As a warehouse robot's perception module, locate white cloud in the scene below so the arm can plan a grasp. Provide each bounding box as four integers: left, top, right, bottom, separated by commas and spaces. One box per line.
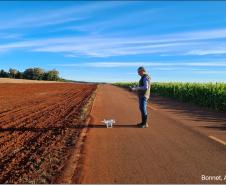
153, 67, 184, 71
0, 11, 81, 30
54, 62, 180, 68
0, 33, 23, 39
1, 1, 226, 58
26, 37, 226, 57
192, 70, 226, 74
186, 62, 226, 67
0, 1, 125, 30
185, 48, 226, 56
52, 61, 226, 68
0, 28, 226, 57
64, 7, 162, 34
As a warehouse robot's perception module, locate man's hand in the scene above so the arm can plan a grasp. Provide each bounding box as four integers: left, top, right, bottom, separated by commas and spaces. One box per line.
129, 86, 135, 91
130, 86, 139, 91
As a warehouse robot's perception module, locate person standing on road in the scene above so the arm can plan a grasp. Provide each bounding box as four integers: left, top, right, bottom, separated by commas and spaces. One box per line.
131, 66, 151, 128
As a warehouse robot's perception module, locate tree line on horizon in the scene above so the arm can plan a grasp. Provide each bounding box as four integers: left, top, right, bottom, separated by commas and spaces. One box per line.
0, 67, 61, 81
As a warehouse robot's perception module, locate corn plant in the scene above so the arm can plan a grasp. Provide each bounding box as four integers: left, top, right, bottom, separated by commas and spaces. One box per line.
113, 82, 226, 112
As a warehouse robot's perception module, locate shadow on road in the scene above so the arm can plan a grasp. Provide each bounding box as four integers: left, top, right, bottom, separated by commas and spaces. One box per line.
0, 124, 84, 133
0, 124, 138, 133
88, 124, 137, 128
202, 123, 226, 131
150, 95, 226, 131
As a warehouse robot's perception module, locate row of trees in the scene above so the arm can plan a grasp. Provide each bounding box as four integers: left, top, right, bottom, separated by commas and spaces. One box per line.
0, 68, 61, 81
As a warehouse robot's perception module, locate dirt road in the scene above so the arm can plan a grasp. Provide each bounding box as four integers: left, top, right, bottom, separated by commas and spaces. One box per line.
77, 84, 226, 184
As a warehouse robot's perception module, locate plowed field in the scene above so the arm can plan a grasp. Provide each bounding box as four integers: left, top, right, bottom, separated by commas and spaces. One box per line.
0, 83, 96, 183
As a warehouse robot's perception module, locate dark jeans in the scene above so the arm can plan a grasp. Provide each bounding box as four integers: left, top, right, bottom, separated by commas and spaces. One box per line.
139, 96, 148, 120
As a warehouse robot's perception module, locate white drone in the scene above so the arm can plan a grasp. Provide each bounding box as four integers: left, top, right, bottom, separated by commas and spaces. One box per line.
102, 119, 115, 128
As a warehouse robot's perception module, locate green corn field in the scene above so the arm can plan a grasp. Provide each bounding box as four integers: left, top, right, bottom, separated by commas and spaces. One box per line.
114, 82, 226, 112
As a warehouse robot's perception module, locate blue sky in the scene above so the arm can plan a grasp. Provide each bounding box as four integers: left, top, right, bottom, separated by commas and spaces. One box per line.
0, 1, 226, 82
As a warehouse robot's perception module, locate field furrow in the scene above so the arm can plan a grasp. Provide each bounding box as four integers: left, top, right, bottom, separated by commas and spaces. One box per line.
0, 83, 96, 183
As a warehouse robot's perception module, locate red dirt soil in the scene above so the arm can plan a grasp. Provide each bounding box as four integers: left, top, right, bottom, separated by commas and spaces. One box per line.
0, 83, 96, 183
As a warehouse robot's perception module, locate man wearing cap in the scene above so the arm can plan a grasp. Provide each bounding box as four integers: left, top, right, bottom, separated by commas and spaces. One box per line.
131, 66, 151, 128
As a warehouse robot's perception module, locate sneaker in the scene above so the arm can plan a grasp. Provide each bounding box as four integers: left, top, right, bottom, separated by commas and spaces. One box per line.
138, 124, 149, 128
137, 122, 143, 127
